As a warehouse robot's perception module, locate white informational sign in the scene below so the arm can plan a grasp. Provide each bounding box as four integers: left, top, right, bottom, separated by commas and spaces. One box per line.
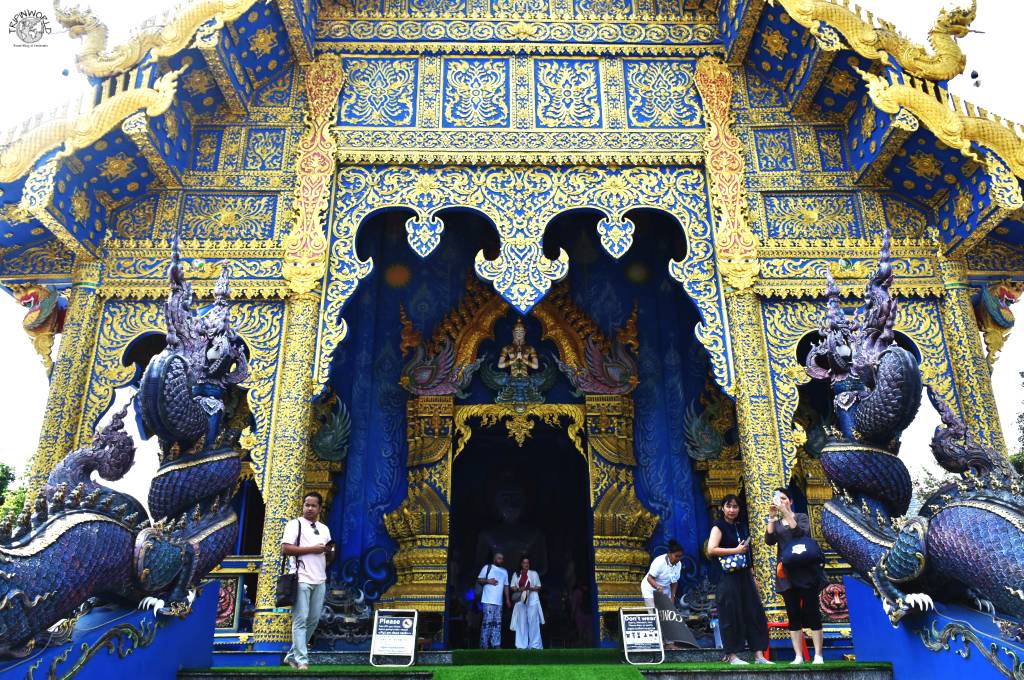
370, 609, 418, 667
620, 607, 665, 665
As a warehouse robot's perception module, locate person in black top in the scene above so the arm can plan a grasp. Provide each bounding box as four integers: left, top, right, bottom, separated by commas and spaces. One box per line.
765, 486, 827, 664
706, 494, 771, 665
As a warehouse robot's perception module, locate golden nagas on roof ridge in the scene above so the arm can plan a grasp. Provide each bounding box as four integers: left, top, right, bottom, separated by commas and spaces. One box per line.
769, 0, 975, 82
0, 66, 182, 185
53, 0, 262, 79
856, 67, 1024, 191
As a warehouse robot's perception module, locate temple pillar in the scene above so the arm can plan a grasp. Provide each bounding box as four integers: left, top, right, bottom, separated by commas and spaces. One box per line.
252, 53, 346, 644
726, 291, 788, 607
939, 258, 1007, 453
252, 291, 320, 643
693, 56, 785, 607
28, 258, 101, 494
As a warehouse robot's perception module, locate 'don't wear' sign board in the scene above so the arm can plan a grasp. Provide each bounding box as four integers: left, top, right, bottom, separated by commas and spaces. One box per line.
370, 609, 418, 667
620, 608, 665, 665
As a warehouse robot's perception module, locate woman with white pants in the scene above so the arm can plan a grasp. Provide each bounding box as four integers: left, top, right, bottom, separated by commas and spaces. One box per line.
510, 555, 544, 649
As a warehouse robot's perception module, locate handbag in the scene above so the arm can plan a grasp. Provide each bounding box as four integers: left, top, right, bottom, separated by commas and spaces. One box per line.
718, 524, 749, 573
274, 521, 302, 607
474, 564, 492, 601
780, 536, 824, 567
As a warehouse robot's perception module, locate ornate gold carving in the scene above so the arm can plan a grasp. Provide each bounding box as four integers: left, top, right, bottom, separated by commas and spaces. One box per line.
592, 482, 658, 612
531, 283, 611, 373
318, 165, 727, 395
406, 396, 455, 468
54, 0, 262, 78
21, 159, 94, 260
0, 67, 182, 185
725, 291, 784, 605
939, 258, 1007, 453
382, 481, 450, 611
585, 395, 636, 467
694, 57, 759, 290
421, 276, 506, 376
768, 0, 974, 82
974, 282, 1022, 366
122, 112, 180, 189
253, 292, 320, 643
282, 55, 346, 295
27, 274, 102, 494
10, 284, 64, 375
453, 403, 585, 453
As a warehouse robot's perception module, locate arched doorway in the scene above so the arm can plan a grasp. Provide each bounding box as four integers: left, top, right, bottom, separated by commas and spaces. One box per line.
447, 419, 594, 648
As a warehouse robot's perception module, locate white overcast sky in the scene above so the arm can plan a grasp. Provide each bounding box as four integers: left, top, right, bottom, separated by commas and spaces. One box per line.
0, 1, 1021, 491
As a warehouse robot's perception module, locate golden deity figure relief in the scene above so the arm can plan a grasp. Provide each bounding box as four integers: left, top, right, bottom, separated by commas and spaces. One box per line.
497, 318, 539, 378
483, 317, 557, 406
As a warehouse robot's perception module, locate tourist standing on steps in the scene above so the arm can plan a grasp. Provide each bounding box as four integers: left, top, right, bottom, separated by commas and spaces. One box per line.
510, 555, 545, 649
281, 491, 335, 670
477, 551, 511, 649
766, 486, 827, 665
707, 494, 771, 665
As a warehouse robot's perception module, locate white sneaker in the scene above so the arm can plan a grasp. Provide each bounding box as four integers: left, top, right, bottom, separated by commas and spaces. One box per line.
790, 656, 805, 665
754, 657, 774, 664
728, 656, 750, 665
813, 655, 825, 665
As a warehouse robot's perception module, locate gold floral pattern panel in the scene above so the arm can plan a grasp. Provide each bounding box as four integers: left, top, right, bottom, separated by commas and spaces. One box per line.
442, 58, 511, 128
318, 52, 709, 164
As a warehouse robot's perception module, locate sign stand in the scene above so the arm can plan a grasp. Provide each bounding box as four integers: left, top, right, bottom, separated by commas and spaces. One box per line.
620, 607, 665, 665
370, 609, 418, 667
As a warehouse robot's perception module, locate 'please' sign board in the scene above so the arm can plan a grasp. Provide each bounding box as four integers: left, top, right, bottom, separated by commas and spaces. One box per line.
370, 609, 418, 667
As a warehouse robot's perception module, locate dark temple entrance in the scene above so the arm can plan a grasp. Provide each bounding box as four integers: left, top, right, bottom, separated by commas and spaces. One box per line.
447, 421, 595, 648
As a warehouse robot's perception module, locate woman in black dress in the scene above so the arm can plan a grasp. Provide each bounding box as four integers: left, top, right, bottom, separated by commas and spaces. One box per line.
765, 486, 826, 664
706, 494, 771, 665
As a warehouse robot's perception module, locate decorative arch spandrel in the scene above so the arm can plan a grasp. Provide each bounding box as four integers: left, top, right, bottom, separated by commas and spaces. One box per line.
761, 296, 958, 482
318, 164, 733, 395
76, 298, 284, 495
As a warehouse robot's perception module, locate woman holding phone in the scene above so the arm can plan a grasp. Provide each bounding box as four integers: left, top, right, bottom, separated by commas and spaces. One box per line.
706, 494, 771, 665
766, 487, 826, 664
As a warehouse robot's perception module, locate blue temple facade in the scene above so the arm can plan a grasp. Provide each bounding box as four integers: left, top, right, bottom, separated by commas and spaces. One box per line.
1, 0, 1023, 664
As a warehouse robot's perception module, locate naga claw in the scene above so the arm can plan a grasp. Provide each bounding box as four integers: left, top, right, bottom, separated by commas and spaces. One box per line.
905, 593, 934, 611
138, 596, 165, 615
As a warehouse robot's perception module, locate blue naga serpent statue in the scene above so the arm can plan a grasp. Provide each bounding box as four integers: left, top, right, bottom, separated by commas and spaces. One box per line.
0, 242, 249, 656
804, 231, 1024, 626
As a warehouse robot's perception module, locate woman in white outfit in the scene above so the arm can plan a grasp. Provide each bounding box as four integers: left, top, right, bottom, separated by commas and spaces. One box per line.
509, 555, 544, 649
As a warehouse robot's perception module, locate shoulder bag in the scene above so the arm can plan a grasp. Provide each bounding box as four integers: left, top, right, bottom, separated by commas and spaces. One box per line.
780, 535, 824, 567
718, 524, 749, 573
474, 564, 492, 601
274, 521, 302, 607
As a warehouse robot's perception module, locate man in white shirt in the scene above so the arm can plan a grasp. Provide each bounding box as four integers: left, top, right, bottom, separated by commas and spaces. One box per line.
476, 552, 511, 649
281, 491, 334, 669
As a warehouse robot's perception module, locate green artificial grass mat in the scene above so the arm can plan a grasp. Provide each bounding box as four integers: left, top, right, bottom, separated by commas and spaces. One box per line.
656, 661, 891, 671
185, 659, 891, 677
451, 648, 622, 665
